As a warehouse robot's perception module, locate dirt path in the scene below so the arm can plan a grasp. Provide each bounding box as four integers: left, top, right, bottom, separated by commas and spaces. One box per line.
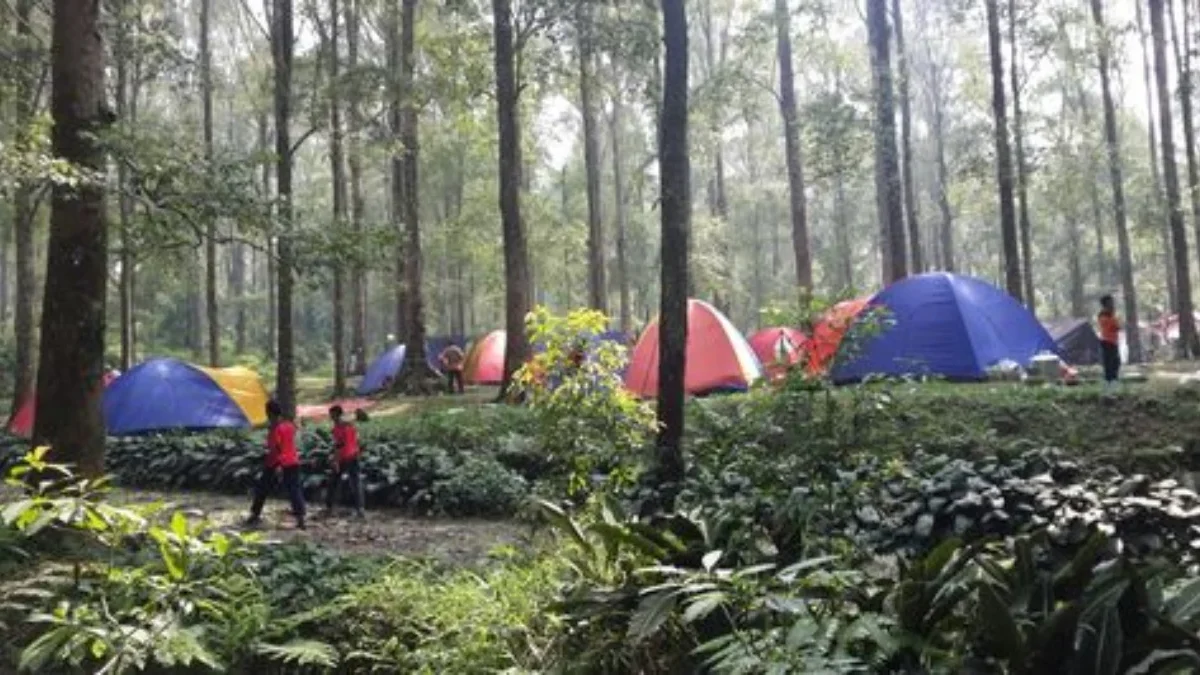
111, 488, 527, 563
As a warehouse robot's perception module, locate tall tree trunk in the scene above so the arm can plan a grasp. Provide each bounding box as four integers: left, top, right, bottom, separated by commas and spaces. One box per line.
657, 0, 688, 504
273, 0, 297, 412
1151, 0, 1200, 357
346, 0, 366, 374
1138, 0, 1177, 312
397, 0, 432, 392
36, 0, 108, 473
201, 0, 218, 365
492, 0, 531, 393
579, 3, 606, 313
229, 109, 246, 356
930, 63, 955, 272
258, 111, 276, 357
388, 0, 405, 342
774, 0, 811, 291
11, 0, 37, 418
327, 0, 347, 396
1076, 89, 1109, 289
1068, 216, 1085, 317
835, 170, 853, 291
116, 0, 131, 371
867, 0, 907, 284
1009, 0, 1035, 311
984, 0, 1023, 301
611, 70, 632, 334
1091, 0, 1142, 362
1170, 0, 1200, 297
892, 0, 921, 272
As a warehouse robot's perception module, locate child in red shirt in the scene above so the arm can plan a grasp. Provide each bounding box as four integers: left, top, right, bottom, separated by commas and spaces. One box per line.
324, 405, 365, 518
1097, 294, 1121, 392
246, 400, 307, 529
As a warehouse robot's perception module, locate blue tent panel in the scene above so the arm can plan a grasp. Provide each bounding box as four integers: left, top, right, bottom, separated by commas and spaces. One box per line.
832, 273, 1059, 383
104, 358, 250, 435
358, 344, 406, 395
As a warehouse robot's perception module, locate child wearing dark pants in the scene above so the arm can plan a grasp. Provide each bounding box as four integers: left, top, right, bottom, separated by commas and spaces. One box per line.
1098, 295, 1122, 392
246, 400, 306, 529
325, 405, 365, 517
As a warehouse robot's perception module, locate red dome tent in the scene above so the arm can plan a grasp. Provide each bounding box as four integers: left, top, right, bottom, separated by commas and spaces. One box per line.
624, 299, 763, 397
748, 327, 807, 380
805, 298, 870, 375
8, 369, 120, 438
464, 330, 506, 385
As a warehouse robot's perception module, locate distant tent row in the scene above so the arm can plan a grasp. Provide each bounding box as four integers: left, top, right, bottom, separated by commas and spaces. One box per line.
8, 359, 269, 438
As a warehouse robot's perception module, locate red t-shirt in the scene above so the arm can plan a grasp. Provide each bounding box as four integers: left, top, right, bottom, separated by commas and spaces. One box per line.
266, 421, 300, 469
333, 422, 359, 463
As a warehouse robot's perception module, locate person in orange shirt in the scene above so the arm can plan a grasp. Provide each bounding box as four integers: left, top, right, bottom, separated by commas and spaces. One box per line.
439, 344, 466, 394
1097, 294, 1121, 391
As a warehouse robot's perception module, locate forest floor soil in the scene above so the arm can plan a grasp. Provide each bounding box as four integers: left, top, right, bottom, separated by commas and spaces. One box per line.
105, 487, 525, 563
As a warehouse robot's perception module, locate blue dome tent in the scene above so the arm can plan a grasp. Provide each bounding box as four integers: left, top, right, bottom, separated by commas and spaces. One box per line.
104, 358, 262, 435
832, 273, 1059, 383
358, 344, 406, 395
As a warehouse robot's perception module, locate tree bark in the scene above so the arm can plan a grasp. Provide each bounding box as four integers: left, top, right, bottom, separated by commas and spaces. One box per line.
578, 2, 606, 313
35, 0, 108, 474
327, 0, 347, 397
11, 0, 37, 419
984, 0, 1023, 302
258, 111, 276, 357
1076, 88, 1109, 289
892, 0, 921, 272
396, 0, 434, 393
867, 0, 907, 284
200, 0, 218, 365
492, 0, 531, 393
611, 68, 632, 334
1008, 0, 1035, 311
346, 0, 366, 374
388, 0, 405, 342
1170, 0, 1200, 302
273, 0, 297, 412
1091, 0, 1142, 362
1137, 0, 1177, 312
657, 0, 688, 504
1151, 0, 1200, 357
929, 60, 954, 272
774, 0, 812, 291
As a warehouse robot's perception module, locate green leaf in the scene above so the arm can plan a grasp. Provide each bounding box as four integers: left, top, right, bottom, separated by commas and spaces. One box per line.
170, 511, 188, 538
682, 591, 727, 624
1166, 579, 1200, 625
1073, 603, 1123, 675
1127, 649, 1200, 675
628, 590, 679, 643
254, 639, 338, 668
977, 583, 1025, 662
701, 550, 722, 573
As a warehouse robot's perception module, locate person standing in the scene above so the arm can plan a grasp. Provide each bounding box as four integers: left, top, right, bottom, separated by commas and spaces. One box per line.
1097, 294, 1122, 392
439, 343, 466, 394
246, 400, 306, 529
324, 405, 365, 518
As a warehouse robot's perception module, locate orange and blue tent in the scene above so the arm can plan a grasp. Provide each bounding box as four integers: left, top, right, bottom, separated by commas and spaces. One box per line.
748, 327, 807, 379
103, 358, 269, 435
624, 299, 762, 397
464, 330, 506, 385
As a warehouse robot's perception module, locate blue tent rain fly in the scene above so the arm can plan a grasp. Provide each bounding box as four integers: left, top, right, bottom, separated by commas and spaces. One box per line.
832, 272, 1059, 382
358, 344, 407, 395
104, 358, 253, 435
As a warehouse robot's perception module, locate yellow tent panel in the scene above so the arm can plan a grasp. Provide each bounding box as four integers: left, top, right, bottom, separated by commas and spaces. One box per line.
198, 366, 269, 427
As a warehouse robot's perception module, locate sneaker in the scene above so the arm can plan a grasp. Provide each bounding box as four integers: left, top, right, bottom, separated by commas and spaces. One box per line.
242, 516, 262, 528
353, 510, 366, 519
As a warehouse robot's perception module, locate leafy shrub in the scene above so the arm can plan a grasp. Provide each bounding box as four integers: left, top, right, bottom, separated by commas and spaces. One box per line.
430, 455, 528, 517
515, 306, 656, 496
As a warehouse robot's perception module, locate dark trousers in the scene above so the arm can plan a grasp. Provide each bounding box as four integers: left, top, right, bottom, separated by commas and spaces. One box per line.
1101, 341, 1121, 382
249, 465, 306, 524
326, 458, 365, 514
447, 369, 464, 394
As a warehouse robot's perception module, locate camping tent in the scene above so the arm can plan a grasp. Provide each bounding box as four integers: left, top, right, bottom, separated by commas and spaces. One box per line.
806, 298, 871, 375
624, 299, 763, 397
358, 344, 407, 395
7, 370, 120, 438
464, 330, 506, 385
832, 273, 1059, 383
104, 358, 270, 435
748, 327, 807, 379
1044, 318, 1100, 365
